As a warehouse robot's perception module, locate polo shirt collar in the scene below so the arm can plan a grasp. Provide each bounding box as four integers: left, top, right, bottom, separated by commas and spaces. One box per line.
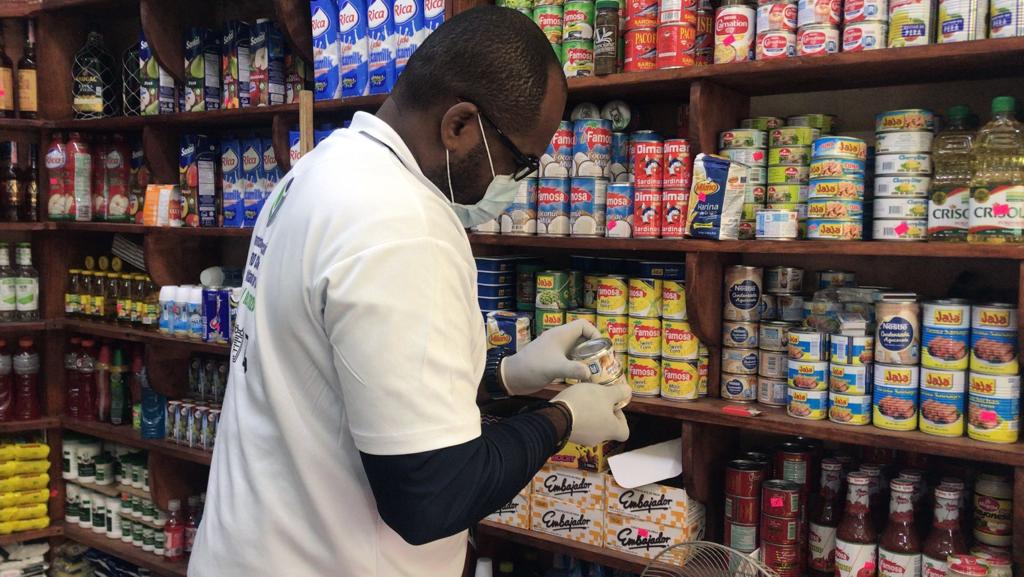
348, 111, 449, 200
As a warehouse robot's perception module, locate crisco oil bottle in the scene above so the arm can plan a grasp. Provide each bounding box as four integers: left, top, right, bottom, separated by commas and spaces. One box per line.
968, 96, 1024, 243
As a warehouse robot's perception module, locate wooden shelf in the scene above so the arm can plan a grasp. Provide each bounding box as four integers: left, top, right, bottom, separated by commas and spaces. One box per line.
477, 521, 648, 574
56, 222, 253, 238
0, 0, 40, 18
69, 478, 151, 500
535, 385, 1024, 466
0, 118, 47, 131
0, 525, 62, 545
62, 419, 212, 466
469, 234, 1024, 260
64, 523, 188, 577
0, 321, 50, 333
0, 416, 60, 433
0, 222, 56, 232
61, 319, 229, 355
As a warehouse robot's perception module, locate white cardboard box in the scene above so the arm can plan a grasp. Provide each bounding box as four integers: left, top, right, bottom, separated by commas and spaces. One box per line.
485, 489, 530, 529
531, 465, 606, 510
529, 494, 605, 546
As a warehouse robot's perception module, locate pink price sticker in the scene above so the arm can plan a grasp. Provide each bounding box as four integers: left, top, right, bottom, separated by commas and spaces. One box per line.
770, 496, 784, 508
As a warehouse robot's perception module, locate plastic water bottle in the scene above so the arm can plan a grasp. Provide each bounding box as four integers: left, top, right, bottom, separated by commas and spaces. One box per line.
159, 285, 175, 334
0, 340, 11, 421
139, 364, 165, 440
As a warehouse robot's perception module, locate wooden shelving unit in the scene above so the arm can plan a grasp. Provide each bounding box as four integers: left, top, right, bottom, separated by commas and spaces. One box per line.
0, 416, 60, 433
63, 523, 188, 577
0, 525, 63, 546
61, 319, 229, 355
69, 478, 152, 500
477, 521, 649, 574
63, 419, 212, 466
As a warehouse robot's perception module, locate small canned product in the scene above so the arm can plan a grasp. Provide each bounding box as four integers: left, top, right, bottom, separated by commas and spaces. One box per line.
742, 116, 785, 130
768, 146, 811, 167
759, 294, 779, 321
967, 372, 1020, 444
771, 127, 820, 148
725, 520, 759, 553
714, 3, 756, 63
501, 178, 539, 235
919, 367, 966, 437
534, 5, 564, 43
628, 316, 662, 356
596, 275, 629, 315
873, 218, 927, 241
874, 175, 930, 198
844, 0, 888, 22
725, 495, 760, 524
570, 337, 623, 384
724, 265, 763, 321
662, 320, 699, 359
597, 314, 629, 351
970, 303, 1019, 375
662, 280, 687, 320
829, 334, 874, 365
842, 21, 888, 51
787, 113, 836, 132
807, 198, 863, 220
628, 277, 663, 318
562, 41, 595, 78
829, 392, 873, 425
875, 300, 921, 365
798, 0, 841, 25
758, 1, 798, 31
657, 23, 698, 69
812, 136, 868, 160
633, 188, 663, 238
663, 139, 693, 190
808, 178, 864, 200
758, 376, 789, 406
876, 131, 935, 154
564, 0, 596, 39
806, 219, 863, 240
536, 309, 567, 334
810, 157, 865, 180
767, 185, 808, 204
756, 210, 800, 239
724, 320, 759, 348
661, 189, 690, 238
817, 269, 855, 288
659, 0, 699, 24
631, 135, 664, 189
627, 354, 662, 396
759, 321, 792, 351
788, 388, 828, 420
797, 24, 840, 56
662, 358, 700, 401
829, 362, 873, 394
876, 108, 936, 133
573, 119, 613, 178
763, 541, 802, 577
874, 197, 928, 219
759, 349, 789, 379
725, 459, 768, 497
776, 294, 804, 322
566, 308, 598, 324
788, 328, 828, 361
627, 0, 660, 28
888, 0, 933, 46
606, 183, 635, 238
767, 165, 810, 185
537, 178, 571, 236
789, 359, 829, 390
611, 132, 630, 179
720, 129, 767, 150
535, 270, 572, 310
625, 28, 659, 71
874, 377, 919, 431
722, 372, 758, 402
921, 299, 971, 371
542, 121, 573, 177
989, 0, 1023, 37
723, 347, 760, 375
569, 177, 608, 236
720, 147, 767, 166
762, 514, 800, 545
756, 30, 797, 59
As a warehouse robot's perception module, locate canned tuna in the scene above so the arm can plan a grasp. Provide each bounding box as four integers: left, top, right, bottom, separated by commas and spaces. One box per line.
714, 4, 756, 63
537, 178, 571, 236
806, 219, 863, 240
657, 24, 698, 68
875, 131, 934, 154
808, 178, 864, 199
798, 0, 842, 25
569, 177, 607, 236
797, 25, 840, 56
634, 189, 663, 237
767, 165, 810, 184
875, 108, 936, 133
874, 197, 927, 219
625, 28, 658, 70
810, 158, 865, 179
812, 137, 867, 160
873, 219, 927, 241
768, 146, 811, 166
807, 198, 863, 220
844, 0, 888, 22
606, 183, 635, 237
789, 359, 828, 390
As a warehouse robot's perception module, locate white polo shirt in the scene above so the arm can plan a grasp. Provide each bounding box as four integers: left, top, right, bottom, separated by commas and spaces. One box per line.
189, 112, 485, 577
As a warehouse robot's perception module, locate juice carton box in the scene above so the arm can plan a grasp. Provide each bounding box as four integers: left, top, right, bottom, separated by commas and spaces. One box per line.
285, 47, 311, 104
184, 28, 222, 112
531, 465, 606, 510
249, 19, 286, 107
339, 0, 370, 97
289, 130, 302, 166
421, 0, 445, 38
367, 0, 396, 94
180, 135, 218, 227
261, 138, 281, 202
311, 0, 342, 100
241, 138, 264, 226
530, 494, 605, 545
220, 138, 244, 227
392, 0, 422, 78
222, 21, 251, 109
140, 32, 176, 115
485, 487, 531, 529
130, 140, 146, 223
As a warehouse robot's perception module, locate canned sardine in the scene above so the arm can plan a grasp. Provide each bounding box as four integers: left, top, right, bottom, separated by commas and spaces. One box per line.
656, 23, 698, 69
570, 337, 623, 384
625, 28, 659, 71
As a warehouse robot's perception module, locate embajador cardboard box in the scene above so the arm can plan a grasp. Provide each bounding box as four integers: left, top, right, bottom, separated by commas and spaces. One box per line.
604, 512, 694, 561
485, 488, 530, 529
605, 475, 703, 530
531, 465, 606, 510
529, 494, 604, 546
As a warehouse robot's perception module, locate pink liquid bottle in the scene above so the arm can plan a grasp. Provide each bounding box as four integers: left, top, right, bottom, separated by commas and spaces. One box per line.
12, 337, 40, 420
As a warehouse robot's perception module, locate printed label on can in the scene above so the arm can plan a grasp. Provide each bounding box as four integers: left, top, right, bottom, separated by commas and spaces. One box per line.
830, 335, 874, 365
606, 183, 634, 237
598, 314, 629, 351
722, 373, 758, 401
875, 197, 928, 219
714, 5, 755, 64
809, 179, 864, 200
843, 21, 888, 51
662, 358, 700, 400
989, 0, 1023, 37
628, 355, 662, 396
656, 24, 698, 69
888, 0, 933, 47
876, 153, 932, 176
723, 347, 760, 374
501, 178, 539, 235
634, 188, 663, 238
788, 330, 828, 361
758, 376, 789, 405
663, 320, 699, 359
797, 25, 840, 56
767, 185, 808, 204
573, 119, 613, 178
922, 322, 970, 372
661, 189, 690, 238
789, 360, 828, 390
541, 122, 573, 178
664, 139, 693, 190
756, 30, 797, 59
875, 305, 920, 365
787, 388, 828, 419
625, 28, 659, 71
829, 363, 872, 395
807, 198, 863, 220
629, 278, 664, 318
876, 131, 934, 154
873, 381, 919, 431
570, 178, 608, 236
632, 138, 665, 189
798, 0, 841, 25
627, 0, 660, 28
759, 322, 791, 351
537, 178, 571, 236
968, 373, 1021, 443
844, 0, 887, 22
596, 277, 629, 315
767, 165, 810, 184
970, 326, 1019, 375
662, 280, 687, 320
757, 2, 798, 31
724, 321, 759, 348
829, 392, 872, 425
810, 158, 866, 179
628, 317, 662, 356
920, 374, 966, 437
875, 176, 930, 198
719, 130, 767, 149
759, 350, 789, 378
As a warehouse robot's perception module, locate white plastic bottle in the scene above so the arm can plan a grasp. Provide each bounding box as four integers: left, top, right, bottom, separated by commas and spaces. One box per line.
159, 285, 176, 334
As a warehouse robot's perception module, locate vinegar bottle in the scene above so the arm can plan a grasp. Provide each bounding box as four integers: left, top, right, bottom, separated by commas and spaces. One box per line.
835, 472, 877, 577
12, 337, 40, 420
65, 337, 81, 418
0, 340, 11, 421
164, 499, 185, 561
968, 96, 1024, 243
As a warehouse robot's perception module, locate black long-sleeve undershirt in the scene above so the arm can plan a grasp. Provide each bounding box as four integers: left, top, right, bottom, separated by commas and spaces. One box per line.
359, 408, 565, 546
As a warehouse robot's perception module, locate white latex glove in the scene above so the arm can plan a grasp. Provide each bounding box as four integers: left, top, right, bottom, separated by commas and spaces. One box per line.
552, 379, 632, 447
500, 319, 603, 396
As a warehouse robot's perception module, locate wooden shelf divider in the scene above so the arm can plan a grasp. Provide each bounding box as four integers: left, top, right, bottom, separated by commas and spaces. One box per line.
477, 521, 649, 575
0, 416, 61, 433
63, 523, 188, 577
0, 525, 62, 546
62, 419, 212, 466
60, 319, 229, 355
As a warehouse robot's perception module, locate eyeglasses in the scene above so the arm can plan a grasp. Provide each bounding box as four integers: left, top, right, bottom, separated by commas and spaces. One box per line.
478, 110, 540, 181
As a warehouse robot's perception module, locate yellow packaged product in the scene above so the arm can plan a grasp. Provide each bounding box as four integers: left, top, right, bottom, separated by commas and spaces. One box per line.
0, 489, 49, 509
532, 465, 606, 510
0, 503, 47, 522
547, 440, 624, 473
0, 516, 48, 535
530, 494, 605, 545
0, 473, 48, 493
0, 460, 50, 478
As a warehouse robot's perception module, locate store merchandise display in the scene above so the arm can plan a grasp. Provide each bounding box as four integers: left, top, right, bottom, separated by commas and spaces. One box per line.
0, 141, 39, 223
0, 20, 36, 120
0, 439, 50, 536
0, 337, 42, 421
45, 132, 146, 223
52, 541, 165, 577
0, 241, 39, 322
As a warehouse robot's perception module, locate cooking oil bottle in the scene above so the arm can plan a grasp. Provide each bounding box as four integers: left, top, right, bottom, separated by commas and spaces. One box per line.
968, 96, 1024, 243
929, 106, 977, 241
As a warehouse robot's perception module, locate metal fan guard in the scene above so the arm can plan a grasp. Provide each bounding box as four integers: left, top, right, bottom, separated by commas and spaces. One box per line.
641, 541, 779, 577
122, 43, 142, 117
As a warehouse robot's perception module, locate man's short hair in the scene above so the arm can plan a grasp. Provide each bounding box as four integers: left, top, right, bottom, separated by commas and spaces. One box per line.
391, 5, 564, 135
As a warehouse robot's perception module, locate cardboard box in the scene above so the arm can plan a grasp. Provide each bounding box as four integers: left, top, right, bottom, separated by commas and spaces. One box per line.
547, 440, 624, 473
604, 512, 693, 562
605, 476, 695, 529
531, 465, 606, 510
485, 489, 530, 530
529, 494, 604, 546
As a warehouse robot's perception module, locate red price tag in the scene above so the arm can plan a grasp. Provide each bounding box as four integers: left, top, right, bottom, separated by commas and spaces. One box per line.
770, 496, 784, 508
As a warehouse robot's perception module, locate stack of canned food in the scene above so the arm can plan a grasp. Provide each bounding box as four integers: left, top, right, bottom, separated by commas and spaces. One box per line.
872, 108, 934, 241
796, 0, 841, 56
841, 0, 887, 51
476, 257, 520, 315
806, 135, 869, 240
718, 126, 767, 239
762, 125, 816, 238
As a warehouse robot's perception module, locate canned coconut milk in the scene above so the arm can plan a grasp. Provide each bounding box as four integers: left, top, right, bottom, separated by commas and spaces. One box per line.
537, 178, 571, 235
573, 119, 613, 178
606, 183, 635, 237
570, 178, 607, 236
501, 178, 539, 235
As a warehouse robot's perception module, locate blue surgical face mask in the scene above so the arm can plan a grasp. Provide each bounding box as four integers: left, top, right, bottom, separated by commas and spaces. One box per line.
448, 115, 519, 228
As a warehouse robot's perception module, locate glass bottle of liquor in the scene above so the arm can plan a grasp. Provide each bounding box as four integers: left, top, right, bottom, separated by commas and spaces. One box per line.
0, 243, 15, 322
14, 243, 38, 321
4, 141, 20, 222
0, 32, 13, 118
20, 144, 37, 221
17, 21, 37, 119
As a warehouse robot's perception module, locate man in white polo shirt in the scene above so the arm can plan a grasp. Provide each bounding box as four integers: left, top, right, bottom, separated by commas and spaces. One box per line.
190, 6, 630, 577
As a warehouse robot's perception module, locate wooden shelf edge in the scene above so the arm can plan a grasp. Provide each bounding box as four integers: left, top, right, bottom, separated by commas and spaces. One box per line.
0, 416, 61, 433
62, 419, 213, 466
0, 222, 56, 231
0, 525, 62, 545
59, 319, 229, 355
54, 222, 253, 237
534, 386, 1024, 466
68, 478, 152, 500
477, 521, 649, 574
0, 320, 50, 333
63, 523, 188, 577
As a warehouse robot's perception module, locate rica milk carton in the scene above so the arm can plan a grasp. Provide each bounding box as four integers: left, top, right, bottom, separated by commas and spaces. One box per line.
339, 0, 370, 96
222, 21, 251, 109
289, 130, 302, 167
393, 0, 422, 78
367, 0, 396, 94
311, 0, 342, 100
261, 138, 281, 203
422, 0, 445, 37
221, 139, 244, 227
241, 138, 264, 226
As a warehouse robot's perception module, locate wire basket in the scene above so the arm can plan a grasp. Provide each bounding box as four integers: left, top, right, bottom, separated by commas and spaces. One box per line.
122, 42, 142, 117
641, 542, 779, 577
72, 31, 120, 119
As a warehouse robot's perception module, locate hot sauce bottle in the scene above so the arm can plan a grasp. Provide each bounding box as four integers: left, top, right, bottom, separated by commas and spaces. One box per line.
922, 487, 967, 577
879, 479, 921, 577
808, 458, 844, 577
836, 472, 877, 577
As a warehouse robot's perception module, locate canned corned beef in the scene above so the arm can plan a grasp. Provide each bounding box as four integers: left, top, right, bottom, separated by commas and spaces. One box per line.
625, 28, 658, 70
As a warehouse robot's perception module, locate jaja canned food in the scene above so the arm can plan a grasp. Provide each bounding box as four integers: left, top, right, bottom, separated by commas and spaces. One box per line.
723, 347, 760, 375
788, 388, 828, 420
809, 157, 865, 179
830, 334, 874, 365
919, 367, 966, 437
758, 1, 798, 30
797, 0, 841, 25
759, 321, 793, 351
875, 108, 936, 133
807, 198, 863, 220
844, 0, 888, 22
628, 317, 662, 356
536, 309, 567, 334
797, 25, 840, 56
970, 303, 1019, 375
662, 358, 700, 401
789, 359, 829, 391
967, 372, 1020, 444
724, 320, 759, 348
829, 362, 873, 395
662, 279, 687, 320
842, 21, 888, 51
566, 308, 598, 324
788, 328, 828, 361
874, 377, 919, 431
714, 3, 756, 63
625, 28, 659, 71
922, 299, 971, 371
722, 372, 758, 402
628, 277, 663, 318
628, 354, 662, 396
875, 131, 934, 154
759, 376, 789, 406
662, 320, 700, 359
724, 265, 763, 321
536, 270, 572, 310
829, 392, 872, 425
807, 178, 865, 200
597, 314, 629, 352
